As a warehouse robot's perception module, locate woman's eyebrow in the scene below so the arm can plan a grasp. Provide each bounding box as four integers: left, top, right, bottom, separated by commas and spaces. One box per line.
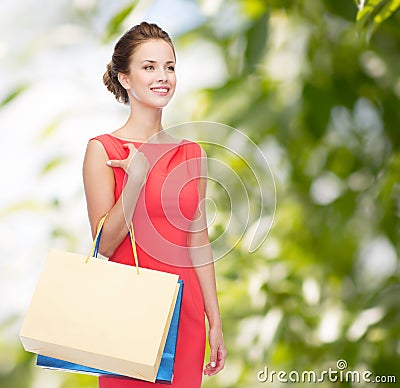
141, 59, 175, 64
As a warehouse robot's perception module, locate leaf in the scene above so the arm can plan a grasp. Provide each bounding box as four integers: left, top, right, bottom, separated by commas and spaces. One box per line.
0, 84, 29, 108
242, 0, 267, 18
0, 200, 43, 216
103, 1, 139, 43
41, 157, 67, 175
356, 0, 383, 22
356, 0, 400, 39
373, 0, 400, 23
244, 12, 269, 74
38, 119, 60, 140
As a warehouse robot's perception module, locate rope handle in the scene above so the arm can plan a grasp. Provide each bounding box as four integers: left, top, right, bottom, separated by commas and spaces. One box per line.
86, 214, 140, 274
129, 221, 140, 272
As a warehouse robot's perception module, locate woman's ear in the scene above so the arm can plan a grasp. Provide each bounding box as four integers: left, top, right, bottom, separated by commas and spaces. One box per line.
118, 73, 130, 90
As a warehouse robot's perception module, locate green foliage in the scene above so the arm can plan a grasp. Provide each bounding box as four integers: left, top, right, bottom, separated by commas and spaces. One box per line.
0, 84, 29, 108
356, 0, 400, 41
102, 1, 139, 43
38, 119, 61, 140
40, 156, 68, 175
243, 12, 269, 74
184, 0, 400, 386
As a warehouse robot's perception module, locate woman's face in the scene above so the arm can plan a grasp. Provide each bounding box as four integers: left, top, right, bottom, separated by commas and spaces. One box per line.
119, 39, 176, 109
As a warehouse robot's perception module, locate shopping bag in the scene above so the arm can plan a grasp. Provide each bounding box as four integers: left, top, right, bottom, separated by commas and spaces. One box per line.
20, 216, 181, 382
36, 279, 183, 383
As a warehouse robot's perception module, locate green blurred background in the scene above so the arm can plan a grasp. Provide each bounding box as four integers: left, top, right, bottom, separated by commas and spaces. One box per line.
1, 0, 399, 387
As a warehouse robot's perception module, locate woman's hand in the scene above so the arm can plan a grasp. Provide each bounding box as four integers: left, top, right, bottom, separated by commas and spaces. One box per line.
204, 325, 227, 376
106, 143, 150, 186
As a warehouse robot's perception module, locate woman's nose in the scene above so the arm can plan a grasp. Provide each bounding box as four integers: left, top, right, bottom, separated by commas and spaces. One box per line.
156, 68, 167, 82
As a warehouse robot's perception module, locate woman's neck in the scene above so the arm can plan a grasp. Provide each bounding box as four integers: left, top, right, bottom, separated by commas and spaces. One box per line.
116, 101, 164, 141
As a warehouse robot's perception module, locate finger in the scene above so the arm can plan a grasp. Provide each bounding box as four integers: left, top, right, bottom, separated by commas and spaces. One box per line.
209, 364, 224, 375
206, 361, 224, 376
204, 363, 222, 376
123, 143, 138, 156
214, 356, 226, 373
209, 345, 218, 369
106, 159, 122, 168
218, 346, 227, 364
204, 347, 227, 376
203, 364, 214, 376
123, 143, 137, 149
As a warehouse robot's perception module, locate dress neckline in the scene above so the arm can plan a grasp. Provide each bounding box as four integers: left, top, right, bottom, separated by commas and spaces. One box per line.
108, 133, 186, 145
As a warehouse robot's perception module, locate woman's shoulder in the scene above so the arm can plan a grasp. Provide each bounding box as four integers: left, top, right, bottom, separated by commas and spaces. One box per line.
88, 133, 115, 144
86, 133, 125, 159
88, 133, 125, 150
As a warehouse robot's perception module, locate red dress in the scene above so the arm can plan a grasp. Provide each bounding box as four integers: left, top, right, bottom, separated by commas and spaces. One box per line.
91, 134, 206, 388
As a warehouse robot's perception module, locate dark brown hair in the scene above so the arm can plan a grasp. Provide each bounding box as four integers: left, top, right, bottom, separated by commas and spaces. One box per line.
103, 22, 175, 104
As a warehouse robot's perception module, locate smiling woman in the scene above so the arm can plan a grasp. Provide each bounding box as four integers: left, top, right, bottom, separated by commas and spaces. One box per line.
103, 22, 176, 106
117, 39, 176, 108
82, 22, 227, 388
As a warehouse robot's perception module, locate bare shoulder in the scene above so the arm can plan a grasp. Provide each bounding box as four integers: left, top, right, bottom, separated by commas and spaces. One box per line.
83, 139, 112, 183
84, 138, 108, 161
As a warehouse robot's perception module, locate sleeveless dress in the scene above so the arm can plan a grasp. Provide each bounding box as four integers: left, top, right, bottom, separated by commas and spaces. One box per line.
91, 134, 206, 388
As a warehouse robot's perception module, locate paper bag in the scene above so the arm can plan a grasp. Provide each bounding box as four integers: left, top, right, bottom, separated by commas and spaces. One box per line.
20, 249, 180, 382
36, 280, 183, 383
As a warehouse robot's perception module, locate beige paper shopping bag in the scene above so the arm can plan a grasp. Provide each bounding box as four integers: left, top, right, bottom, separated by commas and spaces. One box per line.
19, 248, 180, 382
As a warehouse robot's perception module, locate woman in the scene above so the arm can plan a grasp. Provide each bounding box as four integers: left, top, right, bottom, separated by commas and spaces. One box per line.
82, 22, 226, 387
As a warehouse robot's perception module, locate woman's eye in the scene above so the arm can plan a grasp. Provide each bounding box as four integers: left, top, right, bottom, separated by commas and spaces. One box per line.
167, 66, 175, 71
145, 65, 154, 70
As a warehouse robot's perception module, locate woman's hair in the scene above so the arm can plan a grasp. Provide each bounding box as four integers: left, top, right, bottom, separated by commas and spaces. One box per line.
103, 22, 175, 104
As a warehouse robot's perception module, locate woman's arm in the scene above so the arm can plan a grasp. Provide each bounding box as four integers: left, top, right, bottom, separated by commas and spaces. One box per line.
187, 147, 227, 376
82, 139, 149, 257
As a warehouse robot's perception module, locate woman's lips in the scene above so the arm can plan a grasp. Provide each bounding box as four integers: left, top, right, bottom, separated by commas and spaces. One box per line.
150, 87, 170, 95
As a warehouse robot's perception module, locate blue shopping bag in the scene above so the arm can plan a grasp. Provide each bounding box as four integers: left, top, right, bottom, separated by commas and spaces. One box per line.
37, 279, 183, 384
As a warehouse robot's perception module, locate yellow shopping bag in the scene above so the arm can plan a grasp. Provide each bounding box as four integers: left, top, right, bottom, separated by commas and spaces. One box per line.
20, 216, 180, 382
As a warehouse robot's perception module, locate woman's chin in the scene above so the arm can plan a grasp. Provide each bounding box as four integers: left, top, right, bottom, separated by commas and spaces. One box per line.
131, 96, 173, 109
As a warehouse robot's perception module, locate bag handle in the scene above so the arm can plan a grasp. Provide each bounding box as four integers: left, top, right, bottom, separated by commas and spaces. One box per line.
86, 214, 140, 274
